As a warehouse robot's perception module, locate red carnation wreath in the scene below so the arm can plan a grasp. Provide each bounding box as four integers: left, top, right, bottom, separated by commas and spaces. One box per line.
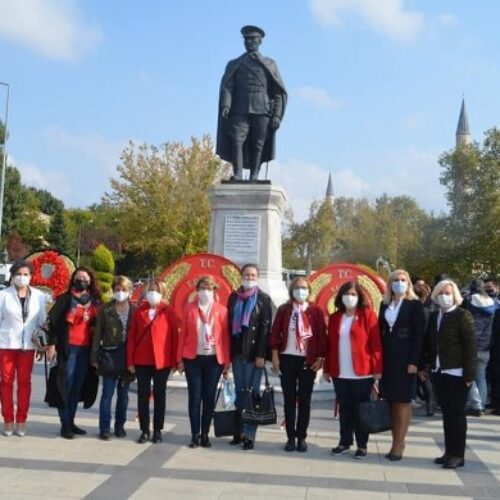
27, 250, 75, 297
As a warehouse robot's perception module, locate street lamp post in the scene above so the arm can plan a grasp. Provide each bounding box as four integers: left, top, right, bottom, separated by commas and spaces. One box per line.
0, 82, 10, 243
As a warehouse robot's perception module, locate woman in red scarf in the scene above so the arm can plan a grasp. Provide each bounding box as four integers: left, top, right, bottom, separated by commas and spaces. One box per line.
177, 276, 230, 448
270, 277, 327, 452
46, 267, 100, 439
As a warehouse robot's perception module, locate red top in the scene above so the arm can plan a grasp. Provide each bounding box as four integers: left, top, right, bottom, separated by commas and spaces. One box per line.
127, 302, 179, 369
68, 305, 95, 346
324, 307, 383, 378
269, 302, 327, 365
177, 301, 230, 365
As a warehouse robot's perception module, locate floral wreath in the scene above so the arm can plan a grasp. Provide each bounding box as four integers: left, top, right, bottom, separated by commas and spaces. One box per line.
26, 249, 75, 298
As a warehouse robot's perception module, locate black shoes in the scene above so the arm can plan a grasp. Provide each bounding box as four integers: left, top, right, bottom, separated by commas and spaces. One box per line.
296, 439, 308, 453
284, 439, 295, 452
71, 424, 87, 435
443, 456, 465, 469
152, 430, 162, 443
434, 453, 451, 465
230, 434, 242, 445
331, 445, 350, 455
200, 433, 211, 448
60, 426, 74, 440
189, 434, 200, 448
466, 408, 483, 417
137, 432, 150, 444
99, 432, 111, 441
354, 449, 367, 460
242, 438, 254, 450
114, 428, 127, 438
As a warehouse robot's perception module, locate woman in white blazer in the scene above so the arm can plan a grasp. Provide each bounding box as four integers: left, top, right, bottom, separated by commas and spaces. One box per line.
0, 260, 46, 436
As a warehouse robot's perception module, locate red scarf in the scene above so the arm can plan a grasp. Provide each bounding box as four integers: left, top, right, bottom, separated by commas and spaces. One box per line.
292, 301, 312, 353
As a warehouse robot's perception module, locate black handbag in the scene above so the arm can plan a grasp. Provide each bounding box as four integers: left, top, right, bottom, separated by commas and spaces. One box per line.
97, 343, 126, 378
241, 367, 277, 426
213, 383, 238, 438
356, 392, 392, 434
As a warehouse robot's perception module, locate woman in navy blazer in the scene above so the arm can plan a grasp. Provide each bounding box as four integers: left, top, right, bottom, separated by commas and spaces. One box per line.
379, 269, 425, 461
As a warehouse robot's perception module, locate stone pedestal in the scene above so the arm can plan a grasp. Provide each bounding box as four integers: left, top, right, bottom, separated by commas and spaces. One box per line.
208, 182, 289, 306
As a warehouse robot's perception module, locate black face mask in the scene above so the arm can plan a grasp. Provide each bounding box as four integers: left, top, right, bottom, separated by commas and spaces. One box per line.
73, 280, 90, 292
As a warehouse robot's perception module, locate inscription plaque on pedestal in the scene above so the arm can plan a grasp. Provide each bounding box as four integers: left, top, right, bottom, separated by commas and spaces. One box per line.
223, 215, 261, 264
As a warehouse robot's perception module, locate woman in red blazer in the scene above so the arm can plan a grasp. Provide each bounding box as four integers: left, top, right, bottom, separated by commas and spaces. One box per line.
177, 276, 230, 449
127, 279, 178, 444
270, 277, 327, 453
324, 281, 382, 459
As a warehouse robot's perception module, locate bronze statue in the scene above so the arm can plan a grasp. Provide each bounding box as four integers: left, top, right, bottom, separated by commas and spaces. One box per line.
216, 26, 287, 181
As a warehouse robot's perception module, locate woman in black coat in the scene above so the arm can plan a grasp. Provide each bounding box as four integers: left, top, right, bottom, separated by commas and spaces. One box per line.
379, 269, 424, 460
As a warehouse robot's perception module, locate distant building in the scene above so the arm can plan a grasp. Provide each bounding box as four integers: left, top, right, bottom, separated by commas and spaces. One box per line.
456, 98, 472, 148
325, 171, 334, 206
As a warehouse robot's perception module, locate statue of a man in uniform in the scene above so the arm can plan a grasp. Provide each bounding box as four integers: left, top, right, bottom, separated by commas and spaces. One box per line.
216, 26, 287, 181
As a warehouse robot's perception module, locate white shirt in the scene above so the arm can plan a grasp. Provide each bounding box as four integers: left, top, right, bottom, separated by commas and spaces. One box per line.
434, 305, 463, 377
0, 286, 47, 350
384, 299, 403, 330
148, 308, 156, 321
338, 314, 371, 379
282, 306, 307, 357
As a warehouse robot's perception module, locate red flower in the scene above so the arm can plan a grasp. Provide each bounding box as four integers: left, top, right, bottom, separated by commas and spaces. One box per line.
28, 250, 73, 297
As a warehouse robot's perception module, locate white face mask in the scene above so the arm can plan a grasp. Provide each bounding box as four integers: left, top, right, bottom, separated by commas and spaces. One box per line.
342, 294, 358, 310
198, 289, 214, 304
13, 275, 31, 288
146, 290, 162, 306
391, 281, 408, 295
113, 291, 129, 303
242, 279, 258, 290
437, 294, 454, 309
293, 288, 309, 302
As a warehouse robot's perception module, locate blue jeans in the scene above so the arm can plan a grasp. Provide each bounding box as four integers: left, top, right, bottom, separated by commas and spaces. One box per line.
468, 350, 490, 410
99, 376, 130, 434
184, 355, 223, 436
232, 355, 263, 440
58, 345, 90, 427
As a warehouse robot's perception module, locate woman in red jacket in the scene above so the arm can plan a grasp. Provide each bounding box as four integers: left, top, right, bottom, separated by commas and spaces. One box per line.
127, 279, 178, 444
270, 277, 327, 452
178, 276, 230, 449
324, 281, 382, 459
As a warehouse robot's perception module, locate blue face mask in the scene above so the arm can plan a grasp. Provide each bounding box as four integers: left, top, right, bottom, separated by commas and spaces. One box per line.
391, 281, 408, 295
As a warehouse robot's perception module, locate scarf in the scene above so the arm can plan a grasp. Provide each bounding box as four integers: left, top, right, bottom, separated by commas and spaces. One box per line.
66, 291, 96, 325
198, 300, 215, 351
231, 287, 259, 337
291, 301, 312, 353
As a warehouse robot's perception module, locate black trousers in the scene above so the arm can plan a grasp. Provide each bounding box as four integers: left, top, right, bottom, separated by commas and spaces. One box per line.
489, 363, 500, 410
279, 354, 316, 440
135, 365, 170, 433
436, 373, 470, 458
333, 377, 373, 449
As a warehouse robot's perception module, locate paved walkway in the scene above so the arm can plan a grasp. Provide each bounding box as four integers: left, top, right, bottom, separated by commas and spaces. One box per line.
1, 364, 500, 499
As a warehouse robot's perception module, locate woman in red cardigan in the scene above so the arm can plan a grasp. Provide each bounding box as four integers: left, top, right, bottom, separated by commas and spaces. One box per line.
127, 279, 178, 444
270, 277, 327, 452
178, 276, 230, 449
324, 281, 382, 459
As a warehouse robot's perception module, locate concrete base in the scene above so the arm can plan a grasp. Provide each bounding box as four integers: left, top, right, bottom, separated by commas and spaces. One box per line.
208, 182, 289, 306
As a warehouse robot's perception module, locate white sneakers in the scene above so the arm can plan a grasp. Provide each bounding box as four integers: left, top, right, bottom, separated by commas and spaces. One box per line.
3, 423, 14, 436
3, 423, 26, 437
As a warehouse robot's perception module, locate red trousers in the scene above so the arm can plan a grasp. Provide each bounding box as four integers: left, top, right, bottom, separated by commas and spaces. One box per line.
0, 349, 35, 424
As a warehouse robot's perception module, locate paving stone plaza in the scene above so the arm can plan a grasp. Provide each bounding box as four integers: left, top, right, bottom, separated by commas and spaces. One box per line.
1, 363, 500, 499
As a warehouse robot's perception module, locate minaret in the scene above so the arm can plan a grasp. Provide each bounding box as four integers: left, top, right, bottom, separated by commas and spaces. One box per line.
325, 172, 334, 206
456, 98, 472, 148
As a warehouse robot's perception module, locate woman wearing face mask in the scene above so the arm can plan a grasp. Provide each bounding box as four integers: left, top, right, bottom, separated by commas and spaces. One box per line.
127, 279, 178, 444
379, 269, 424, 460
0, 260, 46, 437
323, 281, 382, 459
177, 276, 230, 448
420, 280, 476, 469
270, 278, 327, 452
228, 263, 272, 450
91, 276, 135, 440
46, 267, 101, 439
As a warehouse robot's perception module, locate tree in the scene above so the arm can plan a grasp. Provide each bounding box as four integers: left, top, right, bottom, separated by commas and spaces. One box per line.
29, 188, 64, 215
47, 208, 71, 253
103, 135, 230, 274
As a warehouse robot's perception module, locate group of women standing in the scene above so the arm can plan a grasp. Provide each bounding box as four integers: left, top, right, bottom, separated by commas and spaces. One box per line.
0, 260, 477, 469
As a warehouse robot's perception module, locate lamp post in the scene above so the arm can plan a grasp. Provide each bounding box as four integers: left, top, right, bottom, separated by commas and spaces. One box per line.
0, 82, 10, 243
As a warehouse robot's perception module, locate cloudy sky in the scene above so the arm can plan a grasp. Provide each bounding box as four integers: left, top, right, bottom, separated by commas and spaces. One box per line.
0, 0, 498, 220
